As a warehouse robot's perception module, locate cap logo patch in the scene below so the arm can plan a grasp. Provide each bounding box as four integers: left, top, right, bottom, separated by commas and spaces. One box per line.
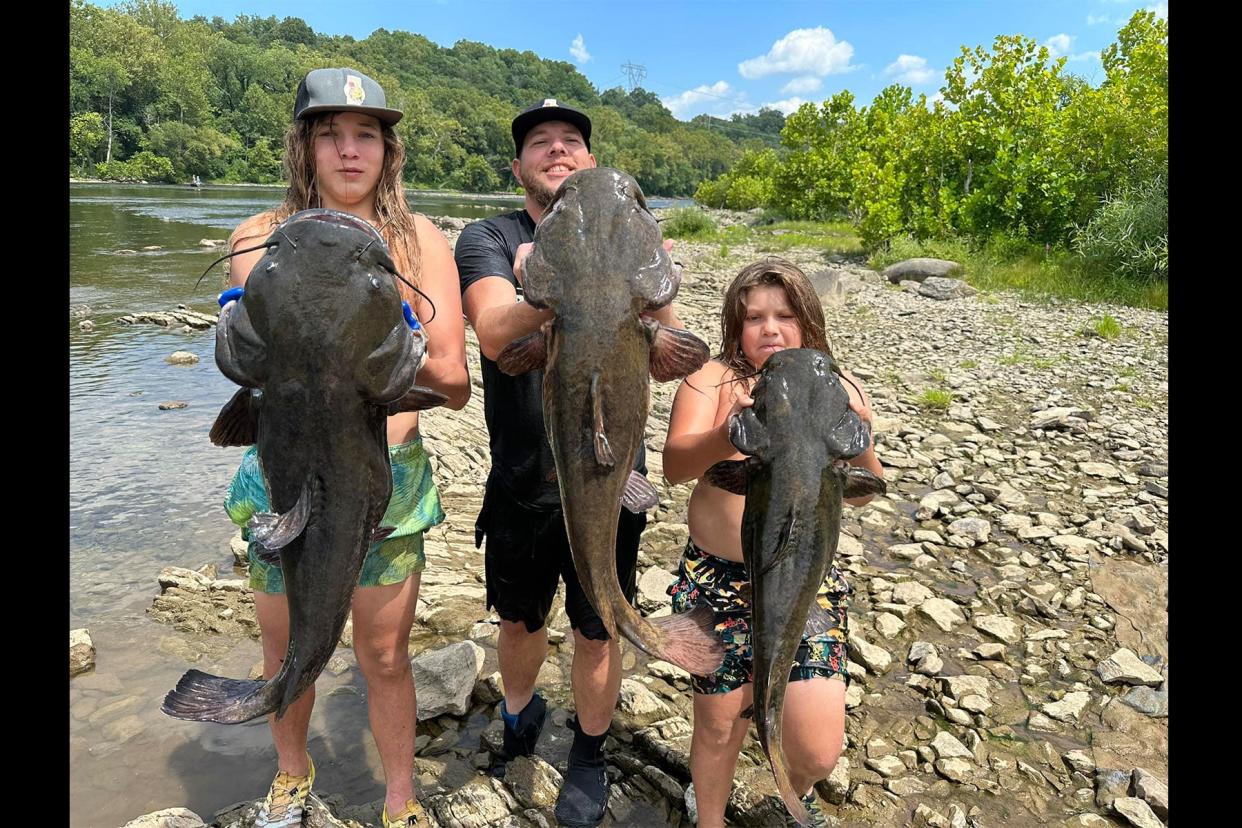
543, 98, 558, 108
344, 75, 366, 105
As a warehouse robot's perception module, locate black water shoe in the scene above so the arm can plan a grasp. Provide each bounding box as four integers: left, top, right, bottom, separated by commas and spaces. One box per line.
553, 716, 610, 827
488, 692, 548, 778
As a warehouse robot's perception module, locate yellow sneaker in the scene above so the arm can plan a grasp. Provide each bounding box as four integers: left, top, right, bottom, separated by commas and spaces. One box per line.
255, 754, 316, 828
382, 798, 428, 827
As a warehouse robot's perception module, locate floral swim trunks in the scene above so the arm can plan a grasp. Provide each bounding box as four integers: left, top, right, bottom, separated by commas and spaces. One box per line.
223, 437, 445, 594
667, 537, 851, 695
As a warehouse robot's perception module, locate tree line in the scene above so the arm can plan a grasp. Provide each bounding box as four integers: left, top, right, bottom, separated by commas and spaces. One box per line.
695, 11, 1167, 279
68, 0, 784, 196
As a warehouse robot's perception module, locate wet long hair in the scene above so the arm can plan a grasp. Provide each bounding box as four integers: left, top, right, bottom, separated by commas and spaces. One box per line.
277, 112, 422, 299
718, 258, 833, 381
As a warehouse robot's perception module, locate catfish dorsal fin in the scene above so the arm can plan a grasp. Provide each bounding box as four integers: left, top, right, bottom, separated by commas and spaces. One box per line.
590, 372, 615, 466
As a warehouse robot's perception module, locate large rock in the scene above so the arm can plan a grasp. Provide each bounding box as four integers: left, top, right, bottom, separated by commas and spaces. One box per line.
907, 641, 943, 676
636, 567, 676, 612
808, 269, 848, 307
1042, 691, 1090, 723
930, 730, 974, 760
121, 808, 205, 828
70, 628, 95, 677
893, 580, 935, 605
615, 678, 675, 729
883, 258, 963, 283
919, 277, 978, 301
431, 779, 517, 828
411, 641, 485, 720
847, 632, 892, 675
1112, 796, 1162, 828
1097, 648, 1165, 687
973, 614, 1021, 644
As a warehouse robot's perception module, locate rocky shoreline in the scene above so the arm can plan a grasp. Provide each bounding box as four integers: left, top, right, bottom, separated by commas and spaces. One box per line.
102, 221, 1167, 828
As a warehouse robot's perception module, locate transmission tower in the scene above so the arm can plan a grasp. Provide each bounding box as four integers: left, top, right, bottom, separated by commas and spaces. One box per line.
621, 61, 646, 91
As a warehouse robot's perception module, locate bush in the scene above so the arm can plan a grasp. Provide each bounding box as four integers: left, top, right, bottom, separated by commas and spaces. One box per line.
662, 208, 717, 239
96, 151, 176, 183
1072, 176, 1168, 281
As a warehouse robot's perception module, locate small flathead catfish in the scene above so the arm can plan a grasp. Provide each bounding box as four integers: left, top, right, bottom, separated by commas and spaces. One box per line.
497, 168, 723, 676
705, 348, 885, 825
162, 209, 445, 724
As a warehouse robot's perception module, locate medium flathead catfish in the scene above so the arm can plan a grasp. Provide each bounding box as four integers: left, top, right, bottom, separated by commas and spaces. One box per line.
705, 348, 886, 825
497, 167, 723, 675
162, 208, 445, 724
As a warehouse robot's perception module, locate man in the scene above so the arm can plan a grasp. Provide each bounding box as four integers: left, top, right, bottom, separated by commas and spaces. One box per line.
455, 99, 681, 827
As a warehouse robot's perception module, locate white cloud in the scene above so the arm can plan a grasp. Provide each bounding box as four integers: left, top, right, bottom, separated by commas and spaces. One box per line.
662, 81, 751, 119
781, 75, 822, 95
738, 27, 855, 79
1148, 1, 1168, 20
1087, 13, 1110, 25
882, 54, 936, 85
1044, 33, 1074, 57
1067, 50, 1101, 63
570, 34, 591, 64
761, 97, 809, 116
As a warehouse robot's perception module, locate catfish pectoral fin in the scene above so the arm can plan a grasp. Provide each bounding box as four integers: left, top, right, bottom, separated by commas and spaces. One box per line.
842, 466, 887, 499
802, 603, 838, 638
252, 542, 281, 565
387, 384, 449, 414
649, 323, 711, 382
497, 330, 547, 375
210, 387, 259, 447
247, 479, 313, 550
590, 372, 615, 466
651, 603, 724, 675
704, 460, 750, 495
621, 471, 659, 513
370, 525, 397, 544
729, 408, 769, 456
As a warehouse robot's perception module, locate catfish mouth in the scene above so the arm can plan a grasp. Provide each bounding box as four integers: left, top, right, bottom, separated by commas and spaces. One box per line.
279, 208, 384, 243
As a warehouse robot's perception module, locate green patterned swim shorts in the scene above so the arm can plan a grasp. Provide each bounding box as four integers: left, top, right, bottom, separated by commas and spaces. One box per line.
224, 438, 445, 594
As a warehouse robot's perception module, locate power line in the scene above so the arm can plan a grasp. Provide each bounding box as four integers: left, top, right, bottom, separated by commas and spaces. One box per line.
621, 61, 646, 91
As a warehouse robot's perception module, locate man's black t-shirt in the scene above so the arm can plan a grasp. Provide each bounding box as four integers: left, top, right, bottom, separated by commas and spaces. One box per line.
456, 209, 647, 511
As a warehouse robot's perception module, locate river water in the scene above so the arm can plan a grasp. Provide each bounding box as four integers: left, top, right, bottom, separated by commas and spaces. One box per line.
68, 183, 690, 827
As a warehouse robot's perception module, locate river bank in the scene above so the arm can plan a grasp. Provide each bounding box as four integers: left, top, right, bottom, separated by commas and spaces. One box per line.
78, 225, 1168, 828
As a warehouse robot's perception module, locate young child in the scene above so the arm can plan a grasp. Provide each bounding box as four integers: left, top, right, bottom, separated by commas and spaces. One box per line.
662, 258, 883, 827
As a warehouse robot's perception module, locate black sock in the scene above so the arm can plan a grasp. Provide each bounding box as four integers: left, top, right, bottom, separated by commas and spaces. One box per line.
569, 718, 607, 764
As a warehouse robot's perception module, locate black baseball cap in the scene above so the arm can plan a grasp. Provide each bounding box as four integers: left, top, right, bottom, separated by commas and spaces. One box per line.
294, 67, 404, 126
511, 98, 592, 155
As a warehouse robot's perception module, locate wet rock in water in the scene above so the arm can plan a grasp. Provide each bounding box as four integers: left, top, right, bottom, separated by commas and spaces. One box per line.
158, 566, 213, 593
504, 755, 562, 809
1112, 796, 1162, 828
120, 807, 205, 827
70, 628, 96, 678
159, 401, 189, 411
79, 319, 95, 331
199, 238, 226, 247
883, 258, 963, 283
1096, 648, 1165, 686
411, 640, 485, 720
166, 351, 200, 365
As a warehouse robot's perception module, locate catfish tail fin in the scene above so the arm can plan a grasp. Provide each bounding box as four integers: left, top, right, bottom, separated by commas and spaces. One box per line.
161, 668, 283, 724
649, 603, 724, 676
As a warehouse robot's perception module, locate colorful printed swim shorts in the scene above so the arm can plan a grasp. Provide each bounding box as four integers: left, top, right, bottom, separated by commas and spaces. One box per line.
667, 537, 851, 695
223, 437, 445, 594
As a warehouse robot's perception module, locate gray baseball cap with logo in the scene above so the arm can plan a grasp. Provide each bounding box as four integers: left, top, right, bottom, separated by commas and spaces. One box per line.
293, 67, 404, 126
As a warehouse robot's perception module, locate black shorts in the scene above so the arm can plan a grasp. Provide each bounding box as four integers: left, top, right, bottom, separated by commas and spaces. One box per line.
475, 474, 646, 641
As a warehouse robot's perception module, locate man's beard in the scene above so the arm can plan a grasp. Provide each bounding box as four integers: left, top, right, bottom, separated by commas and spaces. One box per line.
518, 165, 557, 209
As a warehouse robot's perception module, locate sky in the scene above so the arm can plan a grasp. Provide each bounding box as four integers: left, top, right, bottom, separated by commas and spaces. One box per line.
115, 0, 1169, 120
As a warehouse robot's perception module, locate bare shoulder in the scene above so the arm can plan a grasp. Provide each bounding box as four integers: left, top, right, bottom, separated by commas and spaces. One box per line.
412, 212, 449, 244
229, 210, 280, 251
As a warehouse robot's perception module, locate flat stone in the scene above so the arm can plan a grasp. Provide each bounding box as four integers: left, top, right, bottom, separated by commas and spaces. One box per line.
959, 694, 992, 714
919, 598, 967, 631
920, 277, 977, 300
1042, 691, 1090, 722
1120, 683, 1168, 717
70, 628, 96, 677
1112, 796, 1162, 828
973, 614, 1021, 644
615, 678, 675, 729
1079, 462, 1123, 479
893, 580, 935, 605
410, 641, 485, 720
121, 808, 206, 828
864, 754, 907, 778
974, 643, 1007, 661
908, 641, 943, 676
930, 730, 974, 760
933, 757, 973, 783
874, 612, 906, 639
848, 632, 893, 675
948, 517, 991, 542
505, 755, 562, 810
942, 674, 990, 700
165, 351, 199, 365
883, 257, 963, 283
1096, 648, 1165, 686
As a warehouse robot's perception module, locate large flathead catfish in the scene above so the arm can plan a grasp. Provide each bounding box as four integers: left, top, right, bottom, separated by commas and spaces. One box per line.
497, 167, 723, 675
162, 209, 445, 724
705, 349, 886, 825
